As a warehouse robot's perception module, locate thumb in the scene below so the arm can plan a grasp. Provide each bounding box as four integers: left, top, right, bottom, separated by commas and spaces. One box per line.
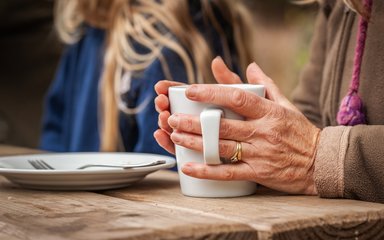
211, 56, 242, 84
246, 62, 296, 110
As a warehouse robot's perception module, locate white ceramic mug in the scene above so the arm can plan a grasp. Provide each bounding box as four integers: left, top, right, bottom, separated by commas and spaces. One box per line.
169, 84, 265, 197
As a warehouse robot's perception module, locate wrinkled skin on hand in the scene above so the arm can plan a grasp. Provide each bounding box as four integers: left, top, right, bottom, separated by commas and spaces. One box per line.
154, 57, 320, 195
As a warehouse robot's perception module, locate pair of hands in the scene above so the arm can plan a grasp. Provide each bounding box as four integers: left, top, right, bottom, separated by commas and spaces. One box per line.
154, 57, 320, 195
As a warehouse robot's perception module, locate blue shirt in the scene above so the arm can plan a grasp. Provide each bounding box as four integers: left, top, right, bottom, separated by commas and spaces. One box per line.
41, 27, 104, 152
40, 27, 187, 156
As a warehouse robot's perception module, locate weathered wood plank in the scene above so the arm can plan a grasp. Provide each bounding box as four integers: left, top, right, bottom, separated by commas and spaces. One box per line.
0, 180, 257, 240
104, 170, 384, 240
2, 145, 384, 239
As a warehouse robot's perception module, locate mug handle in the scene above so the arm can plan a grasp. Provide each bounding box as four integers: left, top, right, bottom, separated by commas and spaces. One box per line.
200, 108, 224, 165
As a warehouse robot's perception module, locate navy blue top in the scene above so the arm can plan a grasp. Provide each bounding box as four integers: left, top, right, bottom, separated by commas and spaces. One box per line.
40, 27, 105, 152
40, 27, 188, 155
40, 7, 239, 154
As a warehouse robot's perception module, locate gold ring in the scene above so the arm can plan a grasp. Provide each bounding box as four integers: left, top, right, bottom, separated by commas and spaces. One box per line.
230, 141, 242, 163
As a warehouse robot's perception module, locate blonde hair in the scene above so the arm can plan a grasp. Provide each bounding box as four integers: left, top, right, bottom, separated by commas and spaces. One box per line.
55, 0, 258, 151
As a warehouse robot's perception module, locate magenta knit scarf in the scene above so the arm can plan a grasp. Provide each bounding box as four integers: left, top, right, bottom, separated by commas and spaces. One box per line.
336, 0, 373, 126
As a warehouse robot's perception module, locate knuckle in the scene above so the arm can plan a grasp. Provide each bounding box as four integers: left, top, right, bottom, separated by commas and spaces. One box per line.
223, 168, 235, 180
219, 142, 233, 157
231, 89, 248, 108
181, 117, 194, 131
266, 131, 283, 145
204, 88, 217, 102
197, 165, 209, 178
219, 121, 232, 137
186, 137, 200, 150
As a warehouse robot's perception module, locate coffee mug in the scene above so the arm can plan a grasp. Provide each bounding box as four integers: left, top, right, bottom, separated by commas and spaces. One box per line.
169, 84, 265, 197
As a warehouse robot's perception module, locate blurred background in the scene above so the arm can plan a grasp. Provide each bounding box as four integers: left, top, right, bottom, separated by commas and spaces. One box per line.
0, 0, 62, 148
0, 0, 317, 148
248, 0, 318, 96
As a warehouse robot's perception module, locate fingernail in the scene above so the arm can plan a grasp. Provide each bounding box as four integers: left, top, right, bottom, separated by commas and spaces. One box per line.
214, 55, 223, 62
248, 62, 256, 71
182, 163, 193, 175
168, 115, 179, 128
249, 62, 260, 73
170, 132, 181, 144
186, 85, 198, 99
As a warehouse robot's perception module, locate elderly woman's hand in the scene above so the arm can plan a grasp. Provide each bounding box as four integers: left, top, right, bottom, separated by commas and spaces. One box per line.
160, 60, 321, 195
154, 57, 242, 154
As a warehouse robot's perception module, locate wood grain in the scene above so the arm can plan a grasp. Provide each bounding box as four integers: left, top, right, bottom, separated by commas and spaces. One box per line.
0, 182, 256, 240
104, 170, 384, 239
1, 145, 384, 240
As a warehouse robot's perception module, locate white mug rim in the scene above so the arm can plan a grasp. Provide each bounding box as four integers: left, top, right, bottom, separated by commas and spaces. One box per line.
169, 84, 264, 91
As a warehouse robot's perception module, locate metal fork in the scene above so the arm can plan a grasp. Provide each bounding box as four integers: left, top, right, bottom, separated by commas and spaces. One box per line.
28, 159, 54, 170
28, 159, 166, 170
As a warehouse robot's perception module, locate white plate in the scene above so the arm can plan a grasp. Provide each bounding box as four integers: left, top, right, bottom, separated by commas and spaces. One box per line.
0, 152, 175, 190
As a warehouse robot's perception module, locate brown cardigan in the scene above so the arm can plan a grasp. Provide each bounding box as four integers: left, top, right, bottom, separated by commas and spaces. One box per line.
292, 0, 384, 202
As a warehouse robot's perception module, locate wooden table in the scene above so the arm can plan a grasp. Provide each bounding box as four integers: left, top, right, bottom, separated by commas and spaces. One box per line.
1, 145, 384, 239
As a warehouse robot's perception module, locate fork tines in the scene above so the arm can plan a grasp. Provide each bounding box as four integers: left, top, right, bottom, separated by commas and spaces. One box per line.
28, 160, 55, 170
